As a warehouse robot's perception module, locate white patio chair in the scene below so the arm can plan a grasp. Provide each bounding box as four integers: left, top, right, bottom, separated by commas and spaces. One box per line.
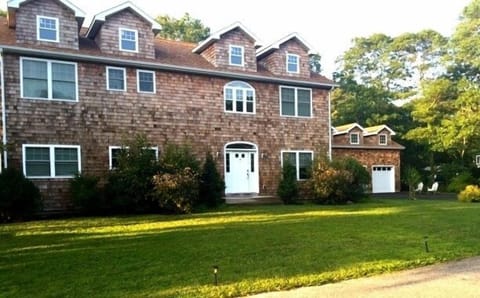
427, 182, 439, 194
414, 182, 423, 193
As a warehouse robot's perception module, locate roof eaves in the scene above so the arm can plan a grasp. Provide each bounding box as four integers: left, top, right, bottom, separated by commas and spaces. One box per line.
257, 32, 316, 58
7, 0, 86, 18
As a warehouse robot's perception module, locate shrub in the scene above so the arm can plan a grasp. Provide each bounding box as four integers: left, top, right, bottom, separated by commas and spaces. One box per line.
160, 143, 200, 174
277, 161, 298, 204
152, 167, 199, 213
105, 134, 160, 213
458, 185, 480, 203
447, 172, 476, 193
0, 168, 41, 221
403, 166, 422, 199
199, 152, 225, 207
70, 173, 103, 214
311, 156, 368, 204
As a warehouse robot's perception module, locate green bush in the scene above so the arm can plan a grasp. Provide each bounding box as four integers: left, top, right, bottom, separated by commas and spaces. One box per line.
199, 153, 225, 207
0, 168, 42, 221
152, 167, 199, 213
458, 185, 480, 202
105, 134, 160, 213
402, 166, 422, 199
277, 161, 298, 204
160, 143, 200, 174
311, 156, 368, 204
70, 173, 103, 215
447, 172, 476, 193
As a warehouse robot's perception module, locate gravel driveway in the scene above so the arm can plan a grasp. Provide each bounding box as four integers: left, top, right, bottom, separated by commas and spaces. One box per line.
246, 257, 480, 298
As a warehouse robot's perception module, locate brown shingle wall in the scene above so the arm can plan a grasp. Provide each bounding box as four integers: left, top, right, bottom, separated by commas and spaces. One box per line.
332, 148, 401, 192
259, 39, 310, 78
4, 54, 330, 210
15, 0, 79, 50
95, 9, 155, 59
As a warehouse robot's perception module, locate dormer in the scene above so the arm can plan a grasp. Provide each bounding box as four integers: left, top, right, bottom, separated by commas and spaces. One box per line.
333, 123, 365, 146
7, 0, 85, 50
192, 22, 261, 72
86, 1, 161, 59
364, 125, 396, 146
257, 33, 314, 79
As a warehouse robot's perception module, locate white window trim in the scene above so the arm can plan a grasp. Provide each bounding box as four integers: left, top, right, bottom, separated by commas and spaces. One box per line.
136, 69, 156, 94
476, 155, 480, 168
22, 144, 81, 179
37, 16, 59, 43
109, 146, 159, 170
106, 66, 127, 91
224, 81, 256, 114
379, 133, 388, 145
281, 150, 314, 180
20, 57, 78, 102
350, 133, 360, 144
229, 45, 244, 66
279, 85, 313, 118
286, 53, 300, 74
119, 28, 139, 53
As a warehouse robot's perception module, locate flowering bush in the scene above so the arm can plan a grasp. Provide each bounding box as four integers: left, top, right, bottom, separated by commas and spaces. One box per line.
458, 185, 480, 203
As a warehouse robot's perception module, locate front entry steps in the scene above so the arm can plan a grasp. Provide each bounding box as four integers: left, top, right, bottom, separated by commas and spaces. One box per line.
225, 193, 281, 205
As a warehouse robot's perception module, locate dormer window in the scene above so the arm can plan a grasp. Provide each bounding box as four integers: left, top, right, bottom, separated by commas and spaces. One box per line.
286, 53, 299, 73
350, 133, 360, 144
379, 134, 388, 145
37, 16, 59, 42
119, 28, 138, 52
229, 45, 244, 66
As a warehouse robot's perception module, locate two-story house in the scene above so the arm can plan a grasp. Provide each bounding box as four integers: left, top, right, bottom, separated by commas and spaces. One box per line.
0, 0, 335, 211
332, 123, 405, 193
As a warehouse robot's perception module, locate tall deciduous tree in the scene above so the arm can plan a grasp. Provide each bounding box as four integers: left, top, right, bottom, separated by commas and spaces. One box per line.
156, 13, 210, 43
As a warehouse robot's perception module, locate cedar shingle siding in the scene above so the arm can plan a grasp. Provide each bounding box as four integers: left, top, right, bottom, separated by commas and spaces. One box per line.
0, 0, 334, 211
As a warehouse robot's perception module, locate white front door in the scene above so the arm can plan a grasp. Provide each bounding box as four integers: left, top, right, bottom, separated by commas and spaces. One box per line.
225, 143, 259, 194
372, 166, 395, 193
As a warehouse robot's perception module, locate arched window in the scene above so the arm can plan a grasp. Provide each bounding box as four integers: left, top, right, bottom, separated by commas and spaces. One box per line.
224, 81, 255, 114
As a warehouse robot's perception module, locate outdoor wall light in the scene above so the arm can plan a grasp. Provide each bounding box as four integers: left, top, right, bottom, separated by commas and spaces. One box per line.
213, 265, 219, 286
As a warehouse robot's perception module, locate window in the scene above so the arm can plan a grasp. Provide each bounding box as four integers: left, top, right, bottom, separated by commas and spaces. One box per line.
229, 45, 244, 66
282, 151, 313, 180
21, 58, 77, 101
137, 70, 155, 93
224, 81, 255, 113
109, 146, 159, 169
286, 53, 299, 73
379, 134, 387, 145
280, 86, 312, 117
37, 16, 59, 42
23, 145, 80, 178
106, 67, 126, 91
476, 155, 480, 168
119, 28, 138, 52
350, 133, 360, 144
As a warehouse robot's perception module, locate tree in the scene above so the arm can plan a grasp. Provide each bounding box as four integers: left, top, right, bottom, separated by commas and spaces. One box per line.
0, 10, 6, 17
156, 13, 210, 43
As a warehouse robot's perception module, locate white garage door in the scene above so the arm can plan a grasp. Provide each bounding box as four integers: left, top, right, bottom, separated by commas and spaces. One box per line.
372, 166, 395, 193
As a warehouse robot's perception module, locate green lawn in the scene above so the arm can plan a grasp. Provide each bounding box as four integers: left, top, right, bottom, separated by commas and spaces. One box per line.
1, 199, 480, 297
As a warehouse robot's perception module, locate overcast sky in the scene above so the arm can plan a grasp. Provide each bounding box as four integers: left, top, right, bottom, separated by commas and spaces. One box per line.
1, 0, 471, 77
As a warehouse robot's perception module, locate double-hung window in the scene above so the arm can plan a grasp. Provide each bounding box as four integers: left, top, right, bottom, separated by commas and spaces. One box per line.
286, 53, 299, 73
23, 145, 81, 178
280, 86, 312, 117
350, 133, 360, 144
37, 16, 59, 42
137, 70, 155, 93
379, 134, 387, 145
107, 67, 126, 91
281, 151, 313, 180
229, 45, 244, 66
119, 28, 138, 52
109, 146, 159, 170
21, 58, 77, 101
224, 81, 255, 113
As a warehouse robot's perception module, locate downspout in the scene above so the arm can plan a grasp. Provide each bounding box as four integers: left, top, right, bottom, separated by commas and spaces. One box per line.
328, 85, 334, 161
0, 48, 7, 170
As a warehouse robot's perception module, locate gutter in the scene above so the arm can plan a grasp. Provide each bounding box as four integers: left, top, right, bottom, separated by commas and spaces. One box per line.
0, 48, 7, 169
0, 45, 338, 90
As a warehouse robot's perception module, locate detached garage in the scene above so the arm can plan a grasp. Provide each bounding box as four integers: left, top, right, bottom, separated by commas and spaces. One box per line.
332, 123, 405, 193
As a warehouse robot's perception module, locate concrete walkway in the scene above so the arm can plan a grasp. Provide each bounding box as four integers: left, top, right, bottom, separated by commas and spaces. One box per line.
246, 257, 480, 298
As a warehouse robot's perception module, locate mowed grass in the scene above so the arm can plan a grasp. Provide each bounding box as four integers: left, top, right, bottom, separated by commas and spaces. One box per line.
1, 199, 480, 297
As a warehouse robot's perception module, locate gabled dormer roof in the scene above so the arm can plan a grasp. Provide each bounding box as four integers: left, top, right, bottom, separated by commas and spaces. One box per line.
86, 1, 161, 39
333, 123, 364, 135
364, 125, 396, 136
7, 0, 86, 28
256, 32, 315, 59
192, 22, 262, 54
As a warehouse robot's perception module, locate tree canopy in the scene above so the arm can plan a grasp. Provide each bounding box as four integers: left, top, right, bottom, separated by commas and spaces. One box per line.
155, 13, 210, 43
